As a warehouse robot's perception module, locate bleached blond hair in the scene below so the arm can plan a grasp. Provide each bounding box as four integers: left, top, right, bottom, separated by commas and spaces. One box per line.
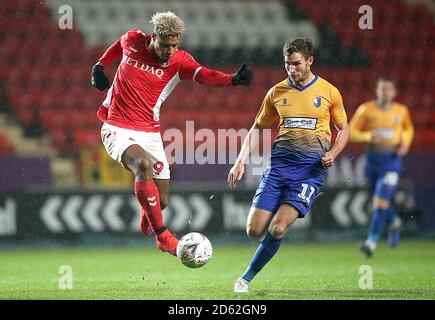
149, 11, 185, 37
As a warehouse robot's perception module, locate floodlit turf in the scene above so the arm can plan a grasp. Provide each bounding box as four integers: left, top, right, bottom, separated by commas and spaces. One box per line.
0, 240, 434, 300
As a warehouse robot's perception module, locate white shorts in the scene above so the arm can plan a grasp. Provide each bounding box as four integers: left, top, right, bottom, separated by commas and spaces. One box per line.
101, 122, 170, 179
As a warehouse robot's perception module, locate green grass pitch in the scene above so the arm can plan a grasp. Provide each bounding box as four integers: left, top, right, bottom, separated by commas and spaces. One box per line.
1, 240, 434, 300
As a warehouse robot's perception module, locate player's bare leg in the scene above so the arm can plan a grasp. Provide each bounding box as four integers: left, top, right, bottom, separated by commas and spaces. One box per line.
246, 207, 273, 238
122, 144, 178, 256
267, 204, 299, 238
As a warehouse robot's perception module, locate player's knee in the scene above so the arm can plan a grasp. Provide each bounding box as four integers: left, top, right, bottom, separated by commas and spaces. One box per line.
133, 158, 154, 180
246, 224, 263, 238
268, 223, 286, 238
374, 198, 390, 210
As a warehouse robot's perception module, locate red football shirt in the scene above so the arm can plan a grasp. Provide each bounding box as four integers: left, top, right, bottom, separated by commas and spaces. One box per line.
97, 29, 233, 132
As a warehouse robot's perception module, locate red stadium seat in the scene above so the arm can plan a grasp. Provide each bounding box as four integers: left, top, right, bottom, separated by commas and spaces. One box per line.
1, 0, 433, 158
0, 133, 15, 155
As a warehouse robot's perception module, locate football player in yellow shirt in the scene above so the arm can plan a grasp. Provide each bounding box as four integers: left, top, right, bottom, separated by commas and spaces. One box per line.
228, 38, 349, 293
350, 78, 414, 257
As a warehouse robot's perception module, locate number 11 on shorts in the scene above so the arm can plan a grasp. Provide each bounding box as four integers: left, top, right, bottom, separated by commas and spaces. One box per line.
298, 183, 315, 204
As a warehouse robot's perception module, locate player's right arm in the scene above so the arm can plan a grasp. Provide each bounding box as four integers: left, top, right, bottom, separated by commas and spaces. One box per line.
228, 88, 278, 189
349, 103, 371, 143
228, 122, 265, 189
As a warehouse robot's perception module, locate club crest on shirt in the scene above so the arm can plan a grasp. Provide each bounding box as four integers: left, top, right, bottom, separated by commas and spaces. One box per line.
313, 96, 321, 108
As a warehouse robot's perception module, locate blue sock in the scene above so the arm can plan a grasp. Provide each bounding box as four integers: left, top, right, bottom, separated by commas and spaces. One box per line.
386, 205, 401, 247
367, 207, 389, 244
386, 205, 398, 224
241, 232, 282, 283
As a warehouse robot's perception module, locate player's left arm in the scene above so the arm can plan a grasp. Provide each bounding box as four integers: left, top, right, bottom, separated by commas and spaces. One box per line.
322, 87, 350, 168
91, 38, 123, 91
179, 53, 252, 86
396, 106, 414, 157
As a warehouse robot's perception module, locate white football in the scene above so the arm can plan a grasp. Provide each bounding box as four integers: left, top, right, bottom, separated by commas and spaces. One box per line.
176, 232, 213, 268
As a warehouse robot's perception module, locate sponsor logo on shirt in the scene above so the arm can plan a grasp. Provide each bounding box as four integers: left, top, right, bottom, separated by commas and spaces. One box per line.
283, 117, 317, 130
373, 128, 395, 139
122, 54, 164, 79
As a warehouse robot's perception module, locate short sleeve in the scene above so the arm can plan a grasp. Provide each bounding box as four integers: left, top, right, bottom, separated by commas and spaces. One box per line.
120, 29, 145, 47
349, 103, 372, 142
330, 86, 347, 127
400, 105, 414, 147
179, 52, 202, 81
255, 88, 279, 127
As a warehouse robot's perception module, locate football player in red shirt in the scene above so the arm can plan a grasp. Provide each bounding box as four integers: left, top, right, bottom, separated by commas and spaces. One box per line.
91, 11, 252, 256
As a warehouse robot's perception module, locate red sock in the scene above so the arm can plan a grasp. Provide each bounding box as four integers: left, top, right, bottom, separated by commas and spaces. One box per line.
134, 180, 164, 232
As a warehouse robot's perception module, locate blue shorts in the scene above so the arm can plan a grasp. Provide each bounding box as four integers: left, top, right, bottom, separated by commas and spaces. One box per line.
252, 146, 327, 218
365, 150, 402, 201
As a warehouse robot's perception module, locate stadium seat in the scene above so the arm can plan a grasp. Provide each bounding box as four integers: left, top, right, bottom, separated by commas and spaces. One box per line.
0, 133, 15, 155
2, 0, 434, 156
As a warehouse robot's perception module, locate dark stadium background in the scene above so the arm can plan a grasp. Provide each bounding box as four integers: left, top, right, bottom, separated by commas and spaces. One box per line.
0, 0, 434, 249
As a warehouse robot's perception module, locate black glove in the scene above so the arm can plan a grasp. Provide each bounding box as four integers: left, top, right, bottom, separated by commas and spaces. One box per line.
91, 64, 110, 90
231, 63, 253, 86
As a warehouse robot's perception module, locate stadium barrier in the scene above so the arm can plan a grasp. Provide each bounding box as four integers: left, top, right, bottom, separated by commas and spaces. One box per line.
0, 186, 422, 245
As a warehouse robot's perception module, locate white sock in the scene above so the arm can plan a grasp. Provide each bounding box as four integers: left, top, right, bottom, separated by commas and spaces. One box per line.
365, 240, 377, 251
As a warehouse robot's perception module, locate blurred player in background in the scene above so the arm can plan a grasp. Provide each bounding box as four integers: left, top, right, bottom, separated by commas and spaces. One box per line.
228, 38, 349, 293
91, 11, 253, 256
349, 78, 414, 258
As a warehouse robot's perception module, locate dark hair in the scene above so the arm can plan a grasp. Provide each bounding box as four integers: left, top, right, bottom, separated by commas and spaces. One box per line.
283, 38, 313, 60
